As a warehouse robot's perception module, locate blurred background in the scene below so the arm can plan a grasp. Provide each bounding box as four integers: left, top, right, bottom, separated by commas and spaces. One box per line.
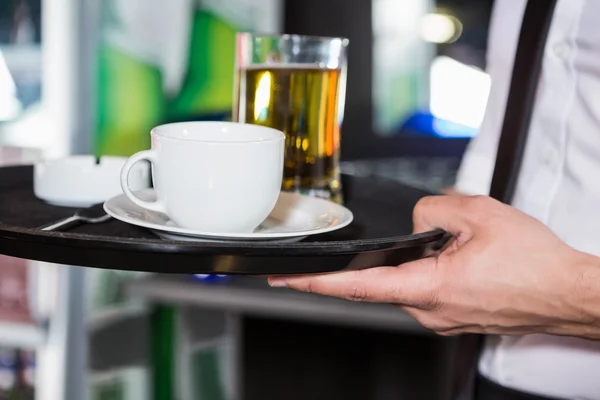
0, 0, 493, 399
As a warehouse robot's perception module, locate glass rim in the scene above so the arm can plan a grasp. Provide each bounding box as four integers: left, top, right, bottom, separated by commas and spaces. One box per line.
236, 32, 349, 46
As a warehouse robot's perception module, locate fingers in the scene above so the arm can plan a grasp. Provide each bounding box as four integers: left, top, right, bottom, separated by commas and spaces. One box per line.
268, 258, 441, 309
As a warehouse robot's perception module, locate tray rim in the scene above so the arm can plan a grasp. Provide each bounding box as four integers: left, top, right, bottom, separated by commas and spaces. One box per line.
0, 222, 447, 256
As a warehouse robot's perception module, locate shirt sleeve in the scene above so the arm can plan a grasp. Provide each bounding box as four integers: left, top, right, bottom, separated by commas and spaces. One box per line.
453, 0, 525, 196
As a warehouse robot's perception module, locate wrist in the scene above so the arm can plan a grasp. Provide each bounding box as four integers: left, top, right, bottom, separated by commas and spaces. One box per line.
555, 250, 600, 339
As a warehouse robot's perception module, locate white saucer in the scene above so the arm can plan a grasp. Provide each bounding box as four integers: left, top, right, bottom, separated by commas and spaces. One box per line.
103, 189, 353, 243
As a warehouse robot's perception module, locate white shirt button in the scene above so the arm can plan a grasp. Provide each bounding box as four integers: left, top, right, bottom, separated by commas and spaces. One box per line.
542, 148, 559, 168
552, 42, 570, 59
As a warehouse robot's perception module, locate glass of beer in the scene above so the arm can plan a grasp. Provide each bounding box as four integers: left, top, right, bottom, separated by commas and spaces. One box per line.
233, 33, 349, 203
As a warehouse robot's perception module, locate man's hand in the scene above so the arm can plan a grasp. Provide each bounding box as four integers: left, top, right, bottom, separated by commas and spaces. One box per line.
268, 195, 600, 338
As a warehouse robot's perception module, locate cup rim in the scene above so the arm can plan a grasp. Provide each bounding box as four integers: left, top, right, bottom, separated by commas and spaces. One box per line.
150, 121, 284, 144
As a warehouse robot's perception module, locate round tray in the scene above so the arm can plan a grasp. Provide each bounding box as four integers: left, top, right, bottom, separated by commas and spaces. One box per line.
0, 165, 449, 275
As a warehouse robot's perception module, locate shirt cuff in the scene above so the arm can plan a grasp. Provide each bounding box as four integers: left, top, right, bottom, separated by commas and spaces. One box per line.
454, 152, 496, 196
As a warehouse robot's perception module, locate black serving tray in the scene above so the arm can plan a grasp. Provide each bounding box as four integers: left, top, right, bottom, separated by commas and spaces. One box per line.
0, 165, 450, 275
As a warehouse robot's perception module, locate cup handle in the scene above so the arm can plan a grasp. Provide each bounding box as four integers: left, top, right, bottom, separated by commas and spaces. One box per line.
120, 150, 165, 213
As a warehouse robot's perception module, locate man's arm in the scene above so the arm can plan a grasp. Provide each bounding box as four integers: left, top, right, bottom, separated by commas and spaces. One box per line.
269, 195, 600, 340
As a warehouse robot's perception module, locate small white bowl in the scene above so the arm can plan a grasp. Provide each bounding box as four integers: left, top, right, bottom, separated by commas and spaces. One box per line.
34, 155, 150, 208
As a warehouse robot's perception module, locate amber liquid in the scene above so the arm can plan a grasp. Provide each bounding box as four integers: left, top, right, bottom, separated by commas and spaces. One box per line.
233, 64, 344, 203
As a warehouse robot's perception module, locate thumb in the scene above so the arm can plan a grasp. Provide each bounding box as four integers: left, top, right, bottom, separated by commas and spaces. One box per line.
269, 259, 440, 309
413, 195, 475, 244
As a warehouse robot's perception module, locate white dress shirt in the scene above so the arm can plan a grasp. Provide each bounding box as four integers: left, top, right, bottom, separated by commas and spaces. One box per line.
454, 0, 600, 398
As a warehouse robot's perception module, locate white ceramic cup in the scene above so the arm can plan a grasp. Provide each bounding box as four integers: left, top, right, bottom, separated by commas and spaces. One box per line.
120, 121, 284, 233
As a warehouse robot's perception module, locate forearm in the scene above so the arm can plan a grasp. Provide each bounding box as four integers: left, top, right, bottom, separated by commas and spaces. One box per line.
551, 250, 600, 340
